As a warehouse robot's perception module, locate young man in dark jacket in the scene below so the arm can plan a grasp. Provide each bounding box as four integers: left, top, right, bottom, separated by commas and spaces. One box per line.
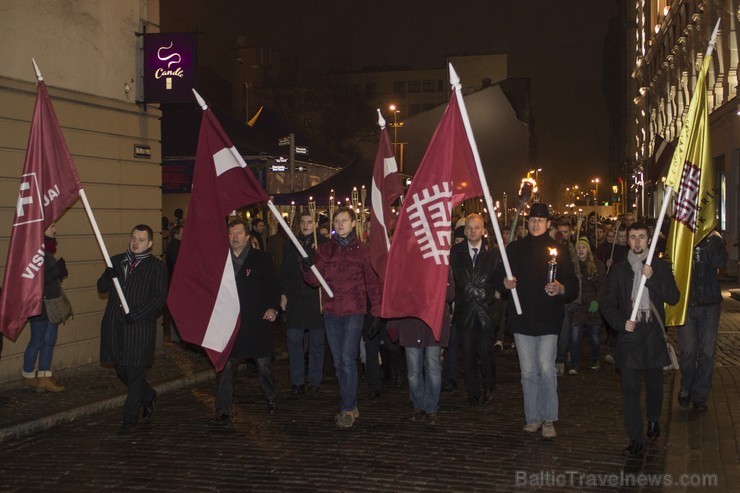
600, 222, 679, 457
495, 203, 578, 439
675, 230, 727, 412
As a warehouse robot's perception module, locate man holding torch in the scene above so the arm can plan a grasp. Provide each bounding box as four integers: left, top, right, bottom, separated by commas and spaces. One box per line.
495, 203, 578, 439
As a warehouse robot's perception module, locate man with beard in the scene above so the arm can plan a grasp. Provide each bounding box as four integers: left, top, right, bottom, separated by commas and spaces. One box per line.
600, 222, 679, 456
280, 211, 327, 398
98, 224, 167, 434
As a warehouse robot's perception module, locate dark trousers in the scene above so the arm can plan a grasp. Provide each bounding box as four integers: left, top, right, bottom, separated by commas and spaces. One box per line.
620, 367, 663, 445
460, 317, 495, 399
215, 357, 277, 416
556, 310, 571, 364
364, 325, 404, 392
445, 322, 459, 383
115, 364, 155, 425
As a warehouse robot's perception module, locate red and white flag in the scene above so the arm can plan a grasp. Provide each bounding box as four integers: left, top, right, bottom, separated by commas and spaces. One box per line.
381, 92, 483, 340
0, 81, 83, 340
369, 124, 403, 285
167, 108, 268, 371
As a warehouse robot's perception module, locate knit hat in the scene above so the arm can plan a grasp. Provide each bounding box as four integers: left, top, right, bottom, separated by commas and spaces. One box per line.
576, 237, 591, 251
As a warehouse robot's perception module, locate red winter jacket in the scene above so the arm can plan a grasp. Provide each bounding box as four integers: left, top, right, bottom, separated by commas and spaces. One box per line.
302, 234, 381, 317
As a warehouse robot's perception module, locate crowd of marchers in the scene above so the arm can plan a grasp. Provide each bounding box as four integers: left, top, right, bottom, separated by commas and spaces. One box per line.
19, 203, 728, 458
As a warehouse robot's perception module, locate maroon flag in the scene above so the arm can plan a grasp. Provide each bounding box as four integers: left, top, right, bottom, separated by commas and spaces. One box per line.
369, 125, 404, 284
0, 81, 82, 340
381, 94, 483, 340
167, 108, 268, 371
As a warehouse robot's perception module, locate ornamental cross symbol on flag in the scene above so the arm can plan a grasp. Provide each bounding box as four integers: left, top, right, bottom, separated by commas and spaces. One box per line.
406, 182, 453, 266
673, 163, 701, 233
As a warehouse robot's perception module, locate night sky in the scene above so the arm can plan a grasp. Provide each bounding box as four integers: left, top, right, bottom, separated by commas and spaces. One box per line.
162, 0, 619, 203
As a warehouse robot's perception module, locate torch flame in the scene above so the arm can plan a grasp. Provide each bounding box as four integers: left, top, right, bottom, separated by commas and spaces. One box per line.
548, 247, 558, 257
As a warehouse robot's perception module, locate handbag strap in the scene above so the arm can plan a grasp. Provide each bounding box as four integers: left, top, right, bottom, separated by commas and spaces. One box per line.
649, 300, 668, 341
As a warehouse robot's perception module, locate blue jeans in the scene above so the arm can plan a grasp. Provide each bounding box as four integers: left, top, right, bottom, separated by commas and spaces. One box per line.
324, 313, 364, 412
569, 324, 601, 366
286, 328, 325, 388
677, 304, 720, 404
406, 346, 442, 413
514, 333, 558, 424
23, 319, 59, 374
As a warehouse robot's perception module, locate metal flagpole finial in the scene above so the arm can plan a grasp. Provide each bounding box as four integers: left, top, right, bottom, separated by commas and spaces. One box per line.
376, 108, 386, 128
707, 18, 721, 56
192, 88, 208, 110
448, 63, 461, 91
32, 58, 43, 82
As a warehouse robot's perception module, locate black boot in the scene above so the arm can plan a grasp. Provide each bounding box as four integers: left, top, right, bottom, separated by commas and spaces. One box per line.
647, 421, 660, 439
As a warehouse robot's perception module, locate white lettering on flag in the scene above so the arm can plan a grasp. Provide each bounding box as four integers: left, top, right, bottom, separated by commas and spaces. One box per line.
201, 253, 240, 351
407, 182, 453, 265
213, 147, 240, 177
383, 156, 398, 176
14, 173, 44, 226
673, 163, 701, 232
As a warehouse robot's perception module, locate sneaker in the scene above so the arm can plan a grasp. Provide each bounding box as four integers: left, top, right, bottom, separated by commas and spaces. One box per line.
605, 354, 615, 365
493, 340, 504, 352
556, 363, 565, 377
286, 385, 304, 400
523, 421, 543, 433
568, 368, 578, 375
409, 408, 425, 422
590, 362, 600, 370
426, 413, 439, 426
307, 385, 320, 396
542, 421, 557, 438
336, 411, 355, 429
350, 407, 360, 419
36, 376, 65, 392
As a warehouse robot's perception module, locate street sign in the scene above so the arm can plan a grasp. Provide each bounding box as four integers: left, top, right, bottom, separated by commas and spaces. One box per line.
278, 136, 290, 146
270, 164, 288, 172
295, 146, 308, 155
295, 165, 308, 172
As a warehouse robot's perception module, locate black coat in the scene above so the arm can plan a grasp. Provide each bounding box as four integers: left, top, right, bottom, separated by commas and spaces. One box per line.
450, 240, 501, 334
98, 254, 168, 366
279, 234, 327, 330
494, 233, 579, 336
599, 257, 679, 369
230, 248, 280, 359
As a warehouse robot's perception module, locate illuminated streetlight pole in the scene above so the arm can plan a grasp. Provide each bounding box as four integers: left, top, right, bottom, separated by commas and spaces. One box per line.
591, 178, 600, 205
388, 104, 404, 172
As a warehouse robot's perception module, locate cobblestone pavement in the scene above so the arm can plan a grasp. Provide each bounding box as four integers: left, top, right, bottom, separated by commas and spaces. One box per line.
0, 284, 736, 492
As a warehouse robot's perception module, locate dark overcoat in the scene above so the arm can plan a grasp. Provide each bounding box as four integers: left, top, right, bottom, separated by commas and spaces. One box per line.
98, 254, 168, 366
450, 240, 501, 334
230, 248, 280, 359
599, 257, 679, 369
279, 234, 327, 330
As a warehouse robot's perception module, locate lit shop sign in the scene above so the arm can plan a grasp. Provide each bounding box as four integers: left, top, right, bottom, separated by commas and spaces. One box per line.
143, 33, 196, 103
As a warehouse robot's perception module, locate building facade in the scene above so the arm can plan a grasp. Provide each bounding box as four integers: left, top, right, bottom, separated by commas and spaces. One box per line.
0, 1, 163, 382
629, 0, 739, 275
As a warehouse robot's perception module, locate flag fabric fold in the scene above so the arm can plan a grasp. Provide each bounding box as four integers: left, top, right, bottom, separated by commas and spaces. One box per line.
0, 81, 83, 340
167, 108, 268, 370
381, 92, 483, 340
664, 54, 716, 326
369, 126, 404, 285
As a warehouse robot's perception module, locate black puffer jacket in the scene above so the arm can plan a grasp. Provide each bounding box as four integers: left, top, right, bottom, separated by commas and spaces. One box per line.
450, 239, 501, 334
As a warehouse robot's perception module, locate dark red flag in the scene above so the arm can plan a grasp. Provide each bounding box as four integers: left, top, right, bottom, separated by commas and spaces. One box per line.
369, 126, 403, 285
0, 81, 83, 340
381, 93, 483, 340
167, 108, 268, 371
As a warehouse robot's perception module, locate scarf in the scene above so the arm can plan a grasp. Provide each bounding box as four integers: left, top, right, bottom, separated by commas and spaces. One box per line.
334, 230, 356, 248
298, 233, 315, 250
122, 248, 153, 279
44, 236, 58, 254
627, 249, 650, 321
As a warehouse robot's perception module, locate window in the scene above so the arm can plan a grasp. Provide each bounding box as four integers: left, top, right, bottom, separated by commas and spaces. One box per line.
393, 81, 406, 97
408, 80, 421, 93
423, 80, 435, 92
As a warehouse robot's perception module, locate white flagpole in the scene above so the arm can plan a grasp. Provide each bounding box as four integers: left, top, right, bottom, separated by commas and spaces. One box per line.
192, 89, 334, 298
449, 63, 522, 315
375, 109, 392, 252
32, 59, 130, 314
628, 18, 720, 322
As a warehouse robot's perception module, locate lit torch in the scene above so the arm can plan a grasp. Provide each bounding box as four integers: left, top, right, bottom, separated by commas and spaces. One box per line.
547, 247, 558, 283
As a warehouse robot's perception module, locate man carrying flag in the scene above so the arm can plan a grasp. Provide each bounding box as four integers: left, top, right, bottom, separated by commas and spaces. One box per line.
661, 23, 727, 413
0, 75, 82, 341
167, 97, 270, 372
369, 111, 404, 283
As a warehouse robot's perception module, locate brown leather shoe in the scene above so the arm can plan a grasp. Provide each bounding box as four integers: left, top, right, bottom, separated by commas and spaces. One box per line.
22, 376, 39, 389
36, 376, 65, 392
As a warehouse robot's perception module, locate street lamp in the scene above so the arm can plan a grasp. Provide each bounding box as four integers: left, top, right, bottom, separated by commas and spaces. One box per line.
388, 104, 404, 172
591, 178, 600, 205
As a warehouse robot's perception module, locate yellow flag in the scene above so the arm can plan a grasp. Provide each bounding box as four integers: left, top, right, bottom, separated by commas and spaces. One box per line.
664, 55, 717, 326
